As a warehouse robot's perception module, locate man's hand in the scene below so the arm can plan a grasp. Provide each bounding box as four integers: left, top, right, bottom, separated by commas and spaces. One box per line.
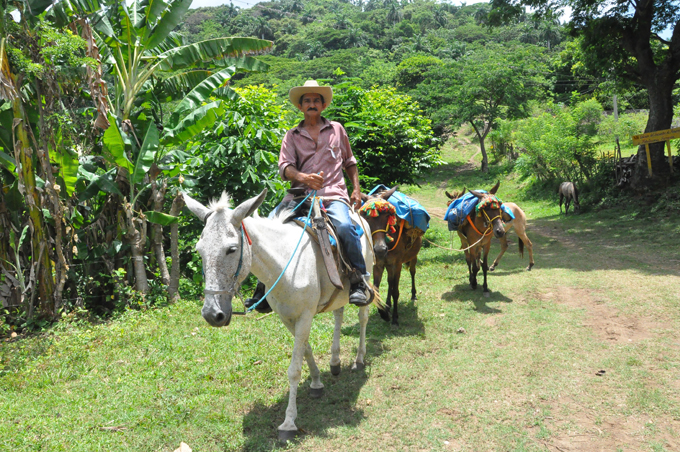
299, 171, 324, 190
350, 189, 362, 210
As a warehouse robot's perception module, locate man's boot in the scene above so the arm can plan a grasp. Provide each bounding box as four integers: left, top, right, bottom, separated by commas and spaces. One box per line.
243, 281, 272, 313
349, 270, 372, 307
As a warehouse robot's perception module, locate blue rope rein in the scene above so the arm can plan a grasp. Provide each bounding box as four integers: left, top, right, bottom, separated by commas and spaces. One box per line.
246, 190, 317, 313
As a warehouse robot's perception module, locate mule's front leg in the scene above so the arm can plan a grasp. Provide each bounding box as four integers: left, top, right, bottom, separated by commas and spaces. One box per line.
278, 315, 313, 439
469, 249, 480, 290
387, 262, 402, 326
409, 258, 418, 301
489, 235, 508, 271
330, 307, 344, 376
352, 305, 369, 371
482, 241, 491, 296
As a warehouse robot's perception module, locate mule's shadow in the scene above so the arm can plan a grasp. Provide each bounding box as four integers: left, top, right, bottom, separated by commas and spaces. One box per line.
242, 365, 370, 451
240, 304, 411, 451
441, 284, 513, 314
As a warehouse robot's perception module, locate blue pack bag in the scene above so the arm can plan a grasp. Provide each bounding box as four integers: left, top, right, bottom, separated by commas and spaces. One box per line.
367, 185, 430, 232
445, 190, 515, 231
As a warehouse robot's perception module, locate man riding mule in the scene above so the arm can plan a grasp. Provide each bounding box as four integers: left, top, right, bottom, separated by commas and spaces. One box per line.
246, 80, 372, 311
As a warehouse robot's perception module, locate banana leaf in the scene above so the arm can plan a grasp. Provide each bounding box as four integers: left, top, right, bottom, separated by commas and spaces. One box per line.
131, 123, 159, 185
156, 37, 273, 71
169, 66, 236, 127
102, 114, 133, 172
144, 211, 179, 225
143, 0, 193, 50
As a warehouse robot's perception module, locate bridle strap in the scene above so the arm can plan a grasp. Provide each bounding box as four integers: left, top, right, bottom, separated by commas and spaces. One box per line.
203, 225, 248, 297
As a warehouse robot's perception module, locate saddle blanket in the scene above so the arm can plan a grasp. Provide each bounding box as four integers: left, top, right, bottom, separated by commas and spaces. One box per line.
445, 191, 515, 231
292, 216, 364, 248
368, 184, 430, 232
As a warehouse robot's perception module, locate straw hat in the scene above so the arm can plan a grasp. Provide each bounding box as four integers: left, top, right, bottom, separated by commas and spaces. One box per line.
288, 80, 333, 107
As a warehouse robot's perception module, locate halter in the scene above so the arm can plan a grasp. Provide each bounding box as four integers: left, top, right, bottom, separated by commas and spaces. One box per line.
203, 222, 251, 296
359, 198, 398, 241
467, 195, 502, 236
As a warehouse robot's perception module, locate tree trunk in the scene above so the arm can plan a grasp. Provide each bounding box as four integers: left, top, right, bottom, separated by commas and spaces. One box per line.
151, 178, 170, 286
123, 201, 148, 294
34, 81, 68, 318
11, 98, 55, 318
629, 79, 676, 189
167, 191, 185, 303
470, 120, 490, 173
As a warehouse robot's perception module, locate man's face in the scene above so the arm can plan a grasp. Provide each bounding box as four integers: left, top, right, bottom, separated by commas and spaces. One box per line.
298, 93, 326, 116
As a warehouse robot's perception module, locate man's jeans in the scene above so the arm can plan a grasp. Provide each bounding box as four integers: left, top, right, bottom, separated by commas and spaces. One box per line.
324, 201, 367, 275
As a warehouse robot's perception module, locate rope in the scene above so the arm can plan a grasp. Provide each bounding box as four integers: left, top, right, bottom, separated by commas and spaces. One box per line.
422, 226, 492, 253
388, 219, 405, 251
246, 190, 316, 313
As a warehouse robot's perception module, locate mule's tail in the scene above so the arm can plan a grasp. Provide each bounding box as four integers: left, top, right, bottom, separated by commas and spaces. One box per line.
370, 284, 386, 311
518, 238, 525, 259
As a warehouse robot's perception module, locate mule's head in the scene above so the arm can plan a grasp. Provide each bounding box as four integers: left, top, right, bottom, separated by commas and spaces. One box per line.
445, 188, 466, 206
470, 181, 505, 238
359, 187, 398, 260
183, 189, 267, 327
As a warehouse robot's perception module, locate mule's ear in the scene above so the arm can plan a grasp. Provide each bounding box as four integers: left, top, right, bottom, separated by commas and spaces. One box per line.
469, 189, 485, 200
489, 181, 500, 194
231, 189, 268, 226
445, 191, 453, 200
360, 193, 369, 202
381, 186, 398, 200
182, 192, 212, 222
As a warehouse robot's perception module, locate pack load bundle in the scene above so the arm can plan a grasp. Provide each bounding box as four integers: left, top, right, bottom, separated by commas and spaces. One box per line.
445, 190, 514, 231
367, 184, 430, 233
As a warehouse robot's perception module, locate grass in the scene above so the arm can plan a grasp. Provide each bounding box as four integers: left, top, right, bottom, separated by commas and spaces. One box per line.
2, 131, 680, 451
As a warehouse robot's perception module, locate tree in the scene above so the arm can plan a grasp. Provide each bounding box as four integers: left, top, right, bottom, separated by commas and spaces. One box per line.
29, 0, 272, 295
414, 44, 547, 171
324, 76, 442, 187
490, 0, 680, 188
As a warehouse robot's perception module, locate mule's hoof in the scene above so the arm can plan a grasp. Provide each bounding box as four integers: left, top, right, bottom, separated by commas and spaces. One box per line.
330, 364, 341, 376
309, 387, 324, 398
278, 429, 299, 442
390, 321, 399, 328
483, 291, 490, 298
488, 266, 496, 272
526, 264, 534, 272
379, 309, 391, 322
351, 362, 365, 372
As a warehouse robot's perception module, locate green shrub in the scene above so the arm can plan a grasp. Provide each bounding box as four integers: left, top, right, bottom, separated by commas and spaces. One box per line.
324, 76, 442, 187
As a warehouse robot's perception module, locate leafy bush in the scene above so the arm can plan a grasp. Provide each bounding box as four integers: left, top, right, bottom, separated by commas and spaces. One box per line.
324, 76, 442, 187
597, 111, 648, 146
184, 85, 292, 212
395, 54, 443, 89
513, 100, 602, 182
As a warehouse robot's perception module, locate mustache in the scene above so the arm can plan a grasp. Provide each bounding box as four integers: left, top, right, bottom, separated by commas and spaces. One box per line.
307, 107, 318, 111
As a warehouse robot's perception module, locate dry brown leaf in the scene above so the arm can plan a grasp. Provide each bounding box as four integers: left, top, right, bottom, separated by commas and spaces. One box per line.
174, 442, 192, 452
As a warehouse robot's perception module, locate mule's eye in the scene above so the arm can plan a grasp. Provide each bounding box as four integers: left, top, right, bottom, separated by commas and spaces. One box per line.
226, 246, 238, 255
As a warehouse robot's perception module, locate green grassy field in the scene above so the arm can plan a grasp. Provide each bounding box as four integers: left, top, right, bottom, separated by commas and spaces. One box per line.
2, 134, 680, 451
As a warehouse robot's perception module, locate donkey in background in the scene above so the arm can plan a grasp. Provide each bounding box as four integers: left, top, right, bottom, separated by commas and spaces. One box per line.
360, 187, 423, 327
558, 181, 580, 215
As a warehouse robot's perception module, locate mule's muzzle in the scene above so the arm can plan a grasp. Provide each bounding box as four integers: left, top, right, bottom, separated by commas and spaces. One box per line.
202, 296, 233, 327
374, 242, 388, 260
493, 224, 506, 239
203, 308, 232, 327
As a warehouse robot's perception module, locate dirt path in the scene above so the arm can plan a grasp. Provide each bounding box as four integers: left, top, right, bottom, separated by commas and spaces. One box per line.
404, 157, 680, 452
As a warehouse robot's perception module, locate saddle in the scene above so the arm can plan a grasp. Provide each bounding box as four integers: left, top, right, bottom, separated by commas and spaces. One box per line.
275, 188, 358, 290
